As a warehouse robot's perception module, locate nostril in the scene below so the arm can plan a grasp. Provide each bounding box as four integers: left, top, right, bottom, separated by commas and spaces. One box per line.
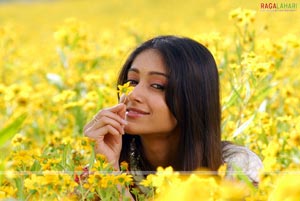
128, 92, 142, 103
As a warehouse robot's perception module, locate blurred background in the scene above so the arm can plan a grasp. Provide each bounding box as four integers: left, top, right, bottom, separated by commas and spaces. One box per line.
1, 0, 299, 43
0, 0, 300, 199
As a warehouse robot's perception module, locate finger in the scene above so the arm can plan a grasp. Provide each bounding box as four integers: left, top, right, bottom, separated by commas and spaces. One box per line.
84, 118, 99, 132
93, 116, 125, 134
95, 110, 127, 125
100, 125, 121, 137
92, 104, 127, 125
85, 124, 121, 139
106, 103, 126, 113
83, 103, 127, 134
84, 109, 127, 132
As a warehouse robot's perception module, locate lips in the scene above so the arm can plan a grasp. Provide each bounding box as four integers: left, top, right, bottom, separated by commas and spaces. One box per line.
126, 107, 150, 118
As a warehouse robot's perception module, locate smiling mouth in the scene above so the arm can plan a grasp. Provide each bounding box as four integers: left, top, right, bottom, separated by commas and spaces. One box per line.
126, 108, 150, 118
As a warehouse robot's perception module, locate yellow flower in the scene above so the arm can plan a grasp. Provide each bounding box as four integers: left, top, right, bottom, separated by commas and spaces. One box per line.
269, 174, 300, 201
219, 179, 250, 200
218, 163, 227, 179
87, 173, 100, 185
24, 174, 42, 191
11, 150, 34, 167
0, 185, 17, 198
0, 191, 5, 199
150, 166, 181, 194
117, 81, 134, 97
83, 183, 90, 189
60, 174, 78, 190
41, 171, 60, 186
120, 161, 129, 171
263, 157, 279, 172
229, 8, 256, 26
262, 141, 280, 157
289, 130, 300, 148
140, 174, 155, 187
41, 158, 62, 170
100, 174, 116, 188
11, 133, 26, 147
157, 174, 219, 201
116, 173, 133, 185
96, 153, 107, 162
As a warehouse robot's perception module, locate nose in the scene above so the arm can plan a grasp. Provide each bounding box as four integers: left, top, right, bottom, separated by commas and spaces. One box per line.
127, 83, 144, 103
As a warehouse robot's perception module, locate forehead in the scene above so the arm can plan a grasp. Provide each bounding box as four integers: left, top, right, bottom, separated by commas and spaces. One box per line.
130, 49, 167, 73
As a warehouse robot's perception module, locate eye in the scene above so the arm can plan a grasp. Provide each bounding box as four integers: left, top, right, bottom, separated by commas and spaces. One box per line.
151, 84, 165, 90
126, 79, 138, 86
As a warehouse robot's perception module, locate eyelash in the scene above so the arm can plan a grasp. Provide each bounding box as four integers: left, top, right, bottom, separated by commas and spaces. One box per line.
151, 84, 165, 90
126, 80, 165, 91
127, 80, 138, 86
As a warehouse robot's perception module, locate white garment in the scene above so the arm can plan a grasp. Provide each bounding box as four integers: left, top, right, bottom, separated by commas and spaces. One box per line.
222, 143, 263, 184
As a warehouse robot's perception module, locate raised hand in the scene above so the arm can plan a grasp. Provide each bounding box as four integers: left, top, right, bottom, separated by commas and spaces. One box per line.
83, 103, 127, 170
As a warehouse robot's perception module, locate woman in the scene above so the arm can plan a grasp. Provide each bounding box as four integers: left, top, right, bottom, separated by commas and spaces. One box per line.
84, 35, 262, 188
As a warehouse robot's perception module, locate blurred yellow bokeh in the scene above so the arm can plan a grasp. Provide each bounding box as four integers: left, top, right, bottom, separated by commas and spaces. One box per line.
0, 0, 299, 200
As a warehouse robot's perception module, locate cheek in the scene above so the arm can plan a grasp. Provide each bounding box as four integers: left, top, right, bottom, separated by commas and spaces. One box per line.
154, 99, 177, 128
166, 112, 177, 129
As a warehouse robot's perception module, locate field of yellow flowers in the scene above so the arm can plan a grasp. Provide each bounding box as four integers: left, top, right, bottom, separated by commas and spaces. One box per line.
0, 0, 300, 200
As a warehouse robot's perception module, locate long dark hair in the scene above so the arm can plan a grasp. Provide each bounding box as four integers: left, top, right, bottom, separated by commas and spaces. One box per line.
118, 35, 222, 171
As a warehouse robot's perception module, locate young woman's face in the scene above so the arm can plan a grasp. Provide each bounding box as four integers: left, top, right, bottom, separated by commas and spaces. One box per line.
124, 49, 178, 136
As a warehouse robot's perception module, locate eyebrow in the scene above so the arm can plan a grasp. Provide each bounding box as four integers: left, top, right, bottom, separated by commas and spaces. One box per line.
128, 68, 169, 78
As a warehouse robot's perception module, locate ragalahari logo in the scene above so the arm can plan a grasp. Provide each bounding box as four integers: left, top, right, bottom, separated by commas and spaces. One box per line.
260, 2, 298, 11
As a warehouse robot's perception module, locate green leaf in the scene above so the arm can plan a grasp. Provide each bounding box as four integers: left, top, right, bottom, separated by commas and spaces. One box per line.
30, 159, 41, 172
89, 142, 96, 168
62, 144, 68, 166
0, 158, 5, 186
233, 115, 254, 137
222, 86, 242, 111
72, 106, 85, 135
232, 165, 257, 192
0, 113, 27, 147
15, 177, 25, 200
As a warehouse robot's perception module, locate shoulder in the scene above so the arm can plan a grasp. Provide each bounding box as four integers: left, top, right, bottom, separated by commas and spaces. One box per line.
221, 141, 263, 184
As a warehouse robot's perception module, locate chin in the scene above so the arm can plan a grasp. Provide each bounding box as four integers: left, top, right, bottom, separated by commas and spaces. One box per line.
124, 127, 138, 135
124, 129, 149, 135
124, 123, 144, 135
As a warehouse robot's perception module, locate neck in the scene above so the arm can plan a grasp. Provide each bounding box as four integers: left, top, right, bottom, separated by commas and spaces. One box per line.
139, 129, 180, 170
